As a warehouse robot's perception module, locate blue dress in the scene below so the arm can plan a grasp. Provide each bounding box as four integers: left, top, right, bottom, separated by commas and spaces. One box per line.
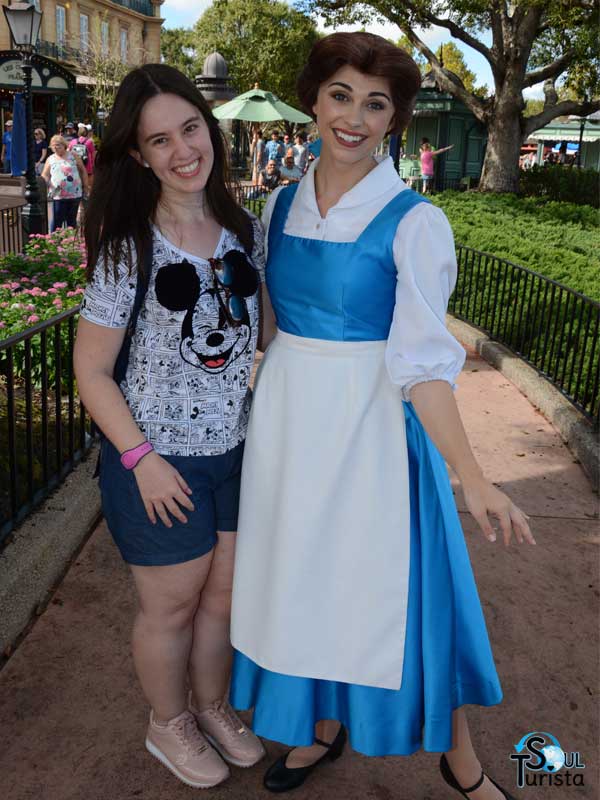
229, 182, 503, 757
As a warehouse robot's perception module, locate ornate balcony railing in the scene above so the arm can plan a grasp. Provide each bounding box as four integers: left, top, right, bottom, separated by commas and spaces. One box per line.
111, 0, 155, 16
36, 39, 81, 64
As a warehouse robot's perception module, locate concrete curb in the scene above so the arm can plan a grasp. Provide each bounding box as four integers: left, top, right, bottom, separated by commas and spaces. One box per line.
0, 444, 101, 657
448, 317, 599, 491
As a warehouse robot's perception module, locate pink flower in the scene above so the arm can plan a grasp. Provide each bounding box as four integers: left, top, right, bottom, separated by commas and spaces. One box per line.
47, 287, 58, 294
10, 281, 20, 289
53, 281, 68, 289
52, 298, 63, 306
27, 315, 39, 323
0, 321, 5, 328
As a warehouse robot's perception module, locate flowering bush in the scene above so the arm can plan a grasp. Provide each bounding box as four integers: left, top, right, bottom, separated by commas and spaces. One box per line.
0, 228, 86, 339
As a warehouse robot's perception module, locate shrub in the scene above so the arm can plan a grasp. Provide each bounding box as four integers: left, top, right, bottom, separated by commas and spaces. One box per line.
432, 192, 600, 301
519, 165, 599, 207
0, 228, 86, 339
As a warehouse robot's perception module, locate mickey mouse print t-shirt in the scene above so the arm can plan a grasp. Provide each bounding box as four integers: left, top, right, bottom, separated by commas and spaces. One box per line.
80, 215, 265, 456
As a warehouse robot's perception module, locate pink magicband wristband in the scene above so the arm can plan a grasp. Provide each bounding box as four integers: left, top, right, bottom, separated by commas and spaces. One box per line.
120, 441, 154, 470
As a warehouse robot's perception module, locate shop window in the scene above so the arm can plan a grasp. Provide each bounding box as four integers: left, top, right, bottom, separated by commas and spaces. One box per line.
56, 6, 66, 46
120, 28, 128, 62
80, 14, 89, 52
101, 20, 110, 56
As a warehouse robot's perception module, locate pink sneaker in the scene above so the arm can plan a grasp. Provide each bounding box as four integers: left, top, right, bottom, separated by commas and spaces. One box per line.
191, 696, 266, 768
145, 709, 230, 788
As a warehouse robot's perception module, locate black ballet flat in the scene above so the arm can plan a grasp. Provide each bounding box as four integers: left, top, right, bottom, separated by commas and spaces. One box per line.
440, 753, 517, 800
263, 725, 347, 793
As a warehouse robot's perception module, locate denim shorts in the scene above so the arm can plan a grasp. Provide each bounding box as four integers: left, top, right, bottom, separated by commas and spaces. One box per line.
99, 440, 244, 566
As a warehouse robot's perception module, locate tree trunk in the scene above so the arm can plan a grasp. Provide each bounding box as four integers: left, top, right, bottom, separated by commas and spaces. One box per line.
479, 108, 524, 193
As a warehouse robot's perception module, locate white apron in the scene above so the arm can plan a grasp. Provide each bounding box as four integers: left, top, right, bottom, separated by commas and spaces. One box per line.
231, 331, 411, 690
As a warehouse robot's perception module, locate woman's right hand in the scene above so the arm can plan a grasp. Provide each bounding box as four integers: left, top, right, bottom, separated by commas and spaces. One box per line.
132, 451, 195, 527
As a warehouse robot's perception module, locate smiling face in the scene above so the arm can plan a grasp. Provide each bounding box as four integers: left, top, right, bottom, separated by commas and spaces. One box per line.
180, 289, 251, 374
134, 92, 214, 197
312, 65, 395, 168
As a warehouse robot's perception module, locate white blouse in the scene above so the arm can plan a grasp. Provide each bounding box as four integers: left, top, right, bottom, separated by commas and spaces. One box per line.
262, 156, 466, 400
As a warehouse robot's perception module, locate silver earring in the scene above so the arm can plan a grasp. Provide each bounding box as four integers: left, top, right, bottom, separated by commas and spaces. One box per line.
143, 160, 150, 168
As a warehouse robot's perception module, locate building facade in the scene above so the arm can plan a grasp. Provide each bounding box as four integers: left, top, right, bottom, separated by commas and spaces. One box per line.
0, 0, 164, 135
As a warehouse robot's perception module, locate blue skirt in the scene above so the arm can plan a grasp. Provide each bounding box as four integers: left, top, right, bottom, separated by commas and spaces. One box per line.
230, 403, 503, 756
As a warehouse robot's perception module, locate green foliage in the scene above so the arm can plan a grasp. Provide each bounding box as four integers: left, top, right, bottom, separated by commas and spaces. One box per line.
435, 42, 486, 97
431, 191, 600, 301
519, 165, 599, 208
524, 98, 545, 117
529, 1, 600, 100
192, 0, 320, 109
0, 229, 86, 339
161, 27, 197, 79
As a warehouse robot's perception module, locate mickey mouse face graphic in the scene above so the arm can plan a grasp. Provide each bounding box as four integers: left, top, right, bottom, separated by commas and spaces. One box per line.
154, 253, 259, 374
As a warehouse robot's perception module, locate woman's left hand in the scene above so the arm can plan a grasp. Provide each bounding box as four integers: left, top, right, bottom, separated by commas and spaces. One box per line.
461, 474, 536, 546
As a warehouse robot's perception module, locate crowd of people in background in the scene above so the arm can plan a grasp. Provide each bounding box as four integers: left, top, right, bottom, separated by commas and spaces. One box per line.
0, 117, 96, 232
249, 127, 319, 199
520, 142, 579, 169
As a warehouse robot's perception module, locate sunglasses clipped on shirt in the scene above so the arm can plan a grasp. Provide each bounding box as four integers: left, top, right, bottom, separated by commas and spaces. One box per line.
209, 249, 259, 327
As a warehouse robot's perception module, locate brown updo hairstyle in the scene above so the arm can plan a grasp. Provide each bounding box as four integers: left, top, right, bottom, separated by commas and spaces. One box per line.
297, 32, 422, 135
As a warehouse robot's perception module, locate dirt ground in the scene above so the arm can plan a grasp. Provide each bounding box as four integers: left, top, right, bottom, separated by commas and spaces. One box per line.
1, 351, 598, 800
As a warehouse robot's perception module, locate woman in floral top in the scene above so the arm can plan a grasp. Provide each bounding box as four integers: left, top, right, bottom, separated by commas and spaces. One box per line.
41, 134, 88, 231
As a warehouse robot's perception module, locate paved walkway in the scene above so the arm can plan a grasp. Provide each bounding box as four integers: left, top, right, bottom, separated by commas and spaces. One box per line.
1, 350, 598, 800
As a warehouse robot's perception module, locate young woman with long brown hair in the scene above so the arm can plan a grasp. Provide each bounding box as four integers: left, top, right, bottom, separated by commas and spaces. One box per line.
74, 64, 267, 789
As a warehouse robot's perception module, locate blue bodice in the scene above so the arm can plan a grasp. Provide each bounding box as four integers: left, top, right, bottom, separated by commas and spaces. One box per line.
266, 184, 429, 342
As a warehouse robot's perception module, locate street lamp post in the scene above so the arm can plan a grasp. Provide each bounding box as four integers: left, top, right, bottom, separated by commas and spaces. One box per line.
2, 2, 46, 239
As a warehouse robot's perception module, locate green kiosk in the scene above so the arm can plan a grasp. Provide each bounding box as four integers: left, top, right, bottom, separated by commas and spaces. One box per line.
399, 70, 487, 191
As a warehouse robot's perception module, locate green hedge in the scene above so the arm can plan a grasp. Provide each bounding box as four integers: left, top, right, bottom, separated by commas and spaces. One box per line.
432, 192, 600, 302
519, 165, 599, 208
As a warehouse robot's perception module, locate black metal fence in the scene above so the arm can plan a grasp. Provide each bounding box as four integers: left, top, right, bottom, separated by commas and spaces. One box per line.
0, 204, 24, 256
0, 308, 95, 546
232, 184, 268, 217
450, 246, 600, 426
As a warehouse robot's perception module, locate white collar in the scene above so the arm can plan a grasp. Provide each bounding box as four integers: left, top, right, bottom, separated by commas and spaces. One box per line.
295, 155, 406, 216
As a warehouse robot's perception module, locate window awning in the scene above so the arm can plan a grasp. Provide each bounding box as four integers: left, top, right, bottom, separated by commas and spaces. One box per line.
528, 122, 600, 143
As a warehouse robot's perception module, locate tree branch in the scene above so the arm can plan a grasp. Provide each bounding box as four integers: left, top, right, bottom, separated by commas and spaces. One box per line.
524, 99, 600, 136
489, 2, 505, 61
395, 21, 488, 123
523, 50, 577, 87
414, 8, 496, 67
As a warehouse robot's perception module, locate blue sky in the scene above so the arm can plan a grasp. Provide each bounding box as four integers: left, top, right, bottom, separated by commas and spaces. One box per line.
160, 1, 544, 98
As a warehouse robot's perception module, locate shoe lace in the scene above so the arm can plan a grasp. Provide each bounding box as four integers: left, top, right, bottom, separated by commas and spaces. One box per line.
210, 700, 247, 738
173, 713, 209, 755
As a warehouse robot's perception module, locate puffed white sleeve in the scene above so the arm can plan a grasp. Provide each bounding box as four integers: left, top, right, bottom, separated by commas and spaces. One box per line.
385, 202, 466, 401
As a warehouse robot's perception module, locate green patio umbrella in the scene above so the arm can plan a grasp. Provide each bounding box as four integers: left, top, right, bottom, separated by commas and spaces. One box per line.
212, 85, 312, 123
